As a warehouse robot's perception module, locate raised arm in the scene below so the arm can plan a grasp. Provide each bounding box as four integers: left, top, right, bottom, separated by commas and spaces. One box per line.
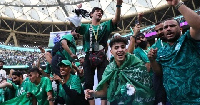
127, 24, 140, 53
148, 48, 163, 75
0, 82, 13, 88
127, 13, 143, 53
85, 83, 108, 99
112, 0, 123, 25
61, 40, 78, 59
47, 91, 54, 105
37, 53, 44, 68
167, 0, 200, 40
66, 3, 83, 28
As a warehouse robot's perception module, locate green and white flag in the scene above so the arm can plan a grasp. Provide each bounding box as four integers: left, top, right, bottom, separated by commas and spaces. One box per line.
96, 53, 155, 105
1, 93, 31, 105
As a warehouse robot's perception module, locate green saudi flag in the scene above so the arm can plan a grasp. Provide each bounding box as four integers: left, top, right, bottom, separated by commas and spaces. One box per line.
1, 93, 31, 105
96, 53, 155, 104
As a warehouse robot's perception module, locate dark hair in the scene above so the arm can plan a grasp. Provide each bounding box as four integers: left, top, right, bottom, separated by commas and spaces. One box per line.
155, 21, 163, 26
109, 37, 128, 48
12, 71, 23, 77
71, 28, 76, 32
135, 33, 145, 42
0, 60, 5, 65
28, 67, 42, 75
79, 57, 85, 59
135, 33, 145, 38
164, 18, 180, 27
46, 50, 52, 53
90, 7, 104, 18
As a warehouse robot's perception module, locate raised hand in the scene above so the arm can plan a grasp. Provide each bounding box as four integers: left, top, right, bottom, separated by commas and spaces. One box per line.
148, 48, 158, 61
39, 53, 45, 59
85, 89, 95, 100
133, 24, 140, 36
70, 54, 78, 59
53, 74, 62, 83
38, 46, 45, 53
137, 12, 143, 23
166, 0, 180, 6
77, 69, 84, 77
116, 0, 123, 5
77, 3, 82, 9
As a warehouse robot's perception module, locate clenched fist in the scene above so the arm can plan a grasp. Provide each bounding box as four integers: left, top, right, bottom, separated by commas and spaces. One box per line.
148, 48, 158, 61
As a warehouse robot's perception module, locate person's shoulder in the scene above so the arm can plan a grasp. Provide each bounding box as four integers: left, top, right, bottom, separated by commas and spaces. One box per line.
42, 77, 51, 82
71, 74, 79, 80
42, 76, 50, 80
0, 69, 6, 71
70, 74, 81, 83
23, 77, 30, 82
106, 58, 117, 69
179, 30, 189, 40
127, 52, 141, 59
101, 20, 112, 24
62, 34, 73, 38
81, 23, 90, 27
133, 47, 140, 53
61, 34, 73, 41
157, 44, 169, 57
135, 47, 140, 50
181, 30, 198, 43
22, 78, 32, 85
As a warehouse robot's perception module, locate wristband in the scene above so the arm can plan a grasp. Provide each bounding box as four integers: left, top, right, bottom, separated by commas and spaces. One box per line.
93, 92, 96, 98
61, 79, 65, 84
116, 5, 122, 8
48, 97, 55, 101
175, 1, 184, 10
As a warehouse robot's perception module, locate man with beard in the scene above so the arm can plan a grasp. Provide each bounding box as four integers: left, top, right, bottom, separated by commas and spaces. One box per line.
133, 33, 151, 72
151, 21, 168, 105
0, 71, 36, 104
85, 37, 155, 105
0, 60, 6, 78
0, 71, 29, 97
151, 21, 168, 49
51, 28, 80, 77
148, 0, 200, 104
68, 0, 122, 105
11, 71, 30, 97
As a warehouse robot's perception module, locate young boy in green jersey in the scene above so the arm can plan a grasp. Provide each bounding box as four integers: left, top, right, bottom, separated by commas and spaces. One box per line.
28, 67, 53, 105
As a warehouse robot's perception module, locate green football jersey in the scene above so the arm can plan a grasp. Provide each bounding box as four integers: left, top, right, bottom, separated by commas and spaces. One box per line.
58, 74, 82, 104
30, 77, 52, 105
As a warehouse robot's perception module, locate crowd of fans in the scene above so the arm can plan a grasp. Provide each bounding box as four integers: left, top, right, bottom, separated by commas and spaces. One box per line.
0, 1, 200, 105
0, 48, 46, 66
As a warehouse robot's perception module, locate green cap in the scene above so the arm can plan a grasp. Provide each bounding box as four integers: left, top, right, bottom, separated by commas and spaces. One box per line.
58, 60, 72, 68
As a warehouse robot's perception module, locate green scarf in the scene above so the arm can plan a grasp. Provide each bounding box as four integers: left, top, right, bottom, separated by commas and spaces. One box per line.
96, 53, 155, 105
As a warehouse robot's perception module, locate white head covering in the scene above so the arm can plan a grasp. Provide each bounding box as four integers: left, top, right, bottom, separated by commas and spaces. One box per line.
113, 33, 121, 38
78, 55, 85, 59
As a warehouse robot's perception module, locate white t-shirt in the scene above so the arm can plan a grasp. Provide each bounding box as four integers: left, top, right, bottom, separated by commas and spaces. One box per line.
0, 69, 6, 78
